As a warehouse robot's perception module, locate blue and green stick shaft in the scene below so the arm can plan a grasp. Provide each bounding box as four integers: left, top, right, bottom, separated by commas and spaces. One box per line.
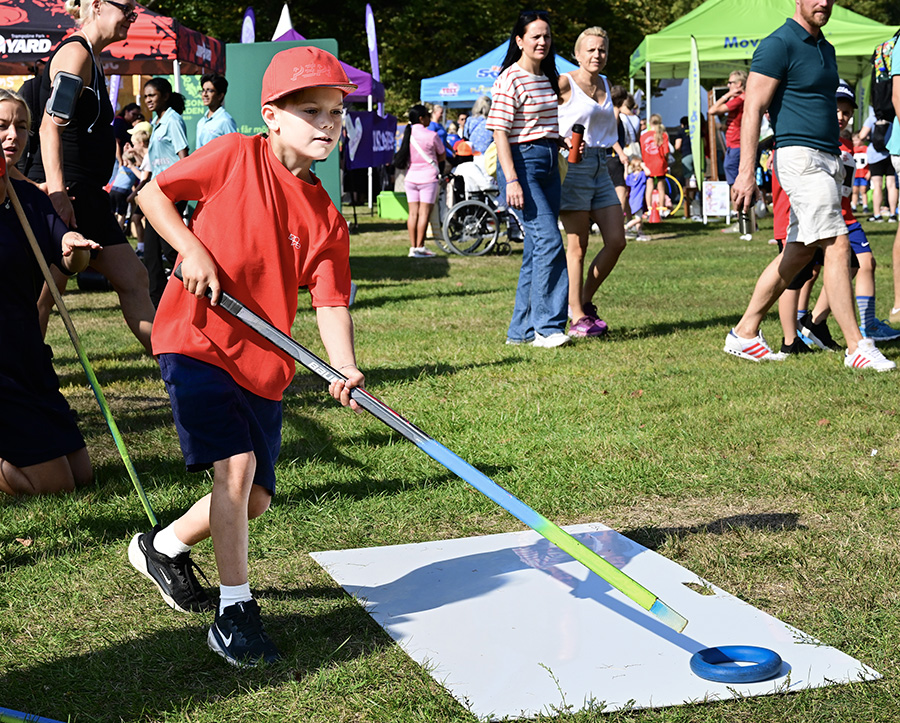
178, 267, 687, 632
0, 706, 66, 723
7, 176, 158, 528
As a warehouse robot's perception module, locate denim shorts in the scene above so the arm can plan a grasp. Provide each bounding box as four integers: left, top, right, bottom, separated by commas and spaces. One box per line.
560, 147, 620, 212
723, 146, 741, 185
158, 353, 282, 494
774, 146, 847, 246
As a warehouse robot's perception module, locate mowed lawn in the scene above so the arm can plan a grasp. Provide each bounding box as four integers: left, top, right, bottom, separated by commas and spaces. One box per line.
1, 211, 899, 722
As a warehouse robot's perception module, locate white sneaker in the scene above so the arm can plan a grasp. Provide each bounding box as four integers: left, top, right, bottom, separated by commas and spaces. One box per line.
844, 338, 895, 371
408, 247, 419, 257
723, 329, 777, 362
417, 247, 437, 257
532, 332, 571, 348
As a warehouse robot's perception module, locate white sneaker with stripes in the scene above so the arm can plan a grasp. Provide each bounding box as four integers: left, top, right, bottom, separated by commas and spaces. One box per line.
723, 329, 779, 362
844, 338, 895, 372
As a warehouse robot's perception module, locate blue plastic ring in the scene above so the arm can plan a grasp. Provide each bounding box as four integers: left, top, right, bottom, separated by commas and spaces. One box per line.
689, 646, 783, 683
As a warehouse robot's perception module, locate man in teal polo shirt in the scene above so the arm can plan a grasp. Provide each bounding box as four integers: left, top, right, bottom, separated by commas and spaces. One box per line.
724, 0, 894, 371
886, 38, 900, 322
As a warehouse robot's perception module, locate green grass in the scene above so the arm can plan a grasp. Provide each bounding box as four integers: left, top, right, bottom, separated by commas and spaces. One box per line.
2, 213, 900, 722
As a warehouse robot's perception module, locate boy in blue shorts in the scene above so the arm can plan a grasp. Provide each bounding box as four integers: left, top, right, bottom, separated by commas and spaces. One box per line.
129, 46, 365, 667
772, 81, 900, 358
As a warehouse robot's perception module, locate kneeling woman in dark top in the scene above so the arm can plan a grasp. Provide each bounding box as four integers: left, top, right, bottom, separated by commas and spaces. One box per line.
0, 89, 100, 495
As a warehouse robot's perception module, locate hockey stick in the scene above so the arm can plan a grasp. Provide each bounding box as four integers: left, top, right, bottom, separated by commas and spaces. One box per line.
174, 266, 687, 632
4, 162, 158, 527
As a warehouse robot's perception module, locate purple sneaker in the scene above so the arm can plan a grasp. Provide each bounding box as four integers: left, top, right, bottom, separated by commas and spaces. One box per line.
568, 315, 608, 338
579, 302, 608, 334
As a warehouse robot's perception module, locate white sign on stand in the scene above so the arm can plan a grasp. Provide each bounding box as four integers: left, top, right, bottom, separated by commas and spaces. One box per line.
702, 181, 732, 225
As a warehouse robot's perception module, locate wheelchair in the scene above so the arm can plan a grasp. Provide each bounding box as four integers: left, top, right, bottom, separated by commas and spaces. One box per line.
439, 159, 524, 256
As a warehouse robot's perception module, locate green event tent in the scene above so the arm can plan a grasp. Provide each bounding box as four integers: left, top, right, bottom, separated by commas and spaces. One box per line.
629, 0, 897, 82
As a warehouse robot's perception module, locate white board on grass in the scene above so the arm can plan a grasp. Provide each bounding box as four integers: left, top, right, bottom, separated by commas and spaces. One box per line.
311, 523, 880, 720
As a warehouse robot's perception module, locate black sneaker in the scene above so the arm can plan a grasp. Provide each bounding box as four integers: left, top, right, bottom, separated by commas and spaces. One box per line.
779, 336, 814, 355
798, 313, 840, 352
208, 599, 282, 668
128, 529, 214, 613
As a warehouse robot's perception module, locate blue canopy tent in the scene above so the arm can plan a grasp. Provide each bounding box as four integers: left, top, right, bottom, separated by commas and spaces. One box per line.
420, 44, 578, 108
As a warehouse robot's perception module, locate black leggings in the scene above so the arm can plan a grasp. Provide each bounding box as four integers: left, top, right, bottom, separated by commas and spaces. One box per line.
143, 200, 187, 307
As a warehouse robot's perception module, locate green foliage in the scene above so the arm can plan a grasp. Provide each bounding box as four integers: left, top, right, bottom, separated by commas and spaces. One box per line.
146, 0, 900, 116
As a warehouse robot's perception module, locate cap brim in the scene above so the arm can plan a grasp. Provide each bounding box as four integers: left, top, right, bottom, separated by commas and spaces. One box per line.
263, 83, 359, 105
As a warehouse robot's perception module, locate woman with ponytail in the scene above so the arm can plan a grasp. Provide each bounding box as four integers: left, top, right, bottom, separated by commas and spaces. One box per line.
394, 104, 444, 257
487, 10, 570, 348
29, 0, 155, 354
640, 113, 670, 217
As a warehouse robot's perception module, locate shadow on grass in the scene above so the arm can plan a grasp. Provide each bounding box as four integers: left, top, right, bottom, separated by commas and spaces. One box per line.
349, 285, 500, 312
350, 254, 453, 283
624, 512, 805, 551
623, 313, 743, 340
0, 602, 395, 723
54, 356, 163, 388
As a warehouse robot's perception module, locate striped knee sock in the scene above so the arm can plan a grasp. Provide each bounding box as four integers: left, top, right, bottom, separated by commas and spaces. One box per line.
857, 295, 875, 334
796, 309, 807, 322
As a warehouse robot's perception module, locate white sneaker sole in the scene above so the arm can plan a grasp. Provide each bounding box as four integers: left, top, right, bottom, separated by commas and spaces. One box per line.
722, 346, 776, 362
127, 533, 188, 613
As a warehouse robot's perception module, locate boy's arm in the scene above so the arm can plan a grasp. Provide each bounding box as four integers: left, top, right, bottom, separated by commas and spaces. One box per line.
137, 178, 221, 303
316, 305, 365, 411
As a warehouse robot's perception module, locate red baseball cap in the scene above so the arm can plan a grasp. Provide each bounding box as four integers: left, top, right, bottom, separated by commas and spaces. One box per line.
260, 46, 357, 105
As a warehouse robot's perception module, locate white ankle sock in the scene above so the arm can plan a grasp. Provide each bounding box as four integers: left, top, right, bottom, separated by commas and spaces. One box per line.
153, 524, 191, 558
219, 583, 252, 614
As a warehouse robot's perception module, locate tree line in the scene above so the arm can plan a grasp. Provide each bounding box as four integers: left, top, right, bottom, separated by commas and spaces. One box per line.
144, 0, 900, 116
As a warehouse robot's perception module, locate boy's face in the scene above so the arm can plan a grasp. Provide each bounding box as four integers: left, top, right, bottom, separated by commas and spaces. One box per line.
836, 99, 853, 131
266, 87, 344, 161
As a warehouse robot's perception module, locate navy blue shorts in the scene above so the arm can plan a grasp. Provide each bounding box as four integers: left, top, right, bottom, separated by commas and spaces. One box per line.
158, 353, 282, 495
847, 221, 871, 257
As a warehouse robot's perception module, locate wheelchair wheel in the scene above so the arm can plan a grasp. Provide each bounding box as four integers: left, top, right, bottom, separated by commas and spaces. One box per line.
442, 199, 500, 256
431, 180, 456, 254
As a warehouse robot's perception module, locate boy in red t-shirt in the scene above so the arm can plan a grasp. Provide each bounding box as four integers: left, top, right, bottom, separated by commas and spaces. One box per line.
129, 46, 364, 667
851, 132, 869, 214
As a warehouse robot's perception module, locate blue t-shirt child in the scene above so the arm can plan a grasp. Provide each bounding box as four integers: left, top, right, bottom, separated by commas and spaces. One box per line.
887, 40, 900, 157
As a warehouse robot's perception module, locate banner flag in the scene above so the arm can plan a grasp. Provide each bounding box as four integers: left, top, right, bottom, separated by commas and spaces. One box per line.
345, 111, 397, 169
241, 8, 256, 43
689, 35, 703, 193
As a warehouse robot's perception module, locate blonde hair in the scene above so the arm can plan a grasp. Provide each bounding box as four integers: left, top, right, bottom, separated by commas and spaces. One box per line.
627, 157, 643, 174
129, 129, 149, 147
648, 113, 666, 148
64, 0, 96, 26
574, 27, 608, 55
0, 88, 31, 129
729, 70, 748, 88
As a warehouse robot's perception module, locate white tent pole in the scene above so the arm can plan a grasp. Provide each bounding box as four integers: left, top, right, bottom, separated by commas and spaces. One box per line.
173, 60, 182, 94
645, 62, 651, 118
368, 95, 374, 210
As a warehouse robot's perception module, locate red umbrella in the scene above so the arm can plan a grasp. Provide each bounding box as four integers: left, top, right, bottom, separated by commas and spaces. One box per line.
0, 0, 223, 75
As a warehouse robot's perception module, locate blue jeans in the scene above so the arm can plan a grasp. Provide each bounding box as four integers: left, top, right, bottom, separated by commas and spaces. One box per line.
500, 139, 568, 342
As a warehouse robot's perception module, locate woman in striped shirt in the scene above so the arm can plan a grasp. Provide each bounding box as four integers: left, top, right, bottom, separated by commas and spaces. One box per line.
487, 10, 570, 348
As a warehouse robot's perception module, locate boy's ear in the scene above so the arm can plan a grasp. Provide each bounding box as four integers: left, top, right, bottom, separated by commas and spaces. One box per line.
261, 103, 279, 132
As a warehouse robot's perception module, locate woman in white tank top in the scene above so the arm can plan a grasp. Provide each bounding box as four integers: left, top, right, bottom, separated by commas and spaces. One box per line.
557, 27, 628, 338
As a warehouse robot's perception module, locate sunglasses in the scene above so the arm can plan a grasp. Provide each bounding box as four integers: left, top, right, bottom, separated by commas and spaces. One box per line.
104, 0, 138, 22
